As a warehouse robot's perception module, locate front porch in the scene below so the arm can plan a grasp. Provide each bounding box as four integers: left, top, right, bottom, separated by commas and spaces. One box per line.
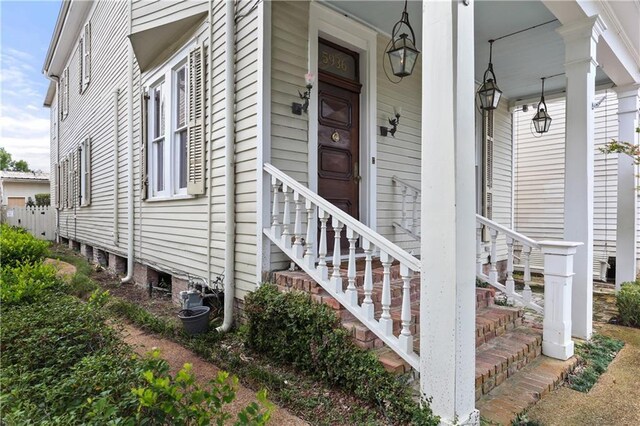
259, 1, 639, 424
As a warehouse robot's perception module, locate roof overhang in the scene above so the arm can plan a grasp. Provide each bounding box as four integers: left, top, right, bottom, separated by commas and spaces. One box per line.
129, 11, 207, 73
43, 80, 56, 108
42, 0, 93, 79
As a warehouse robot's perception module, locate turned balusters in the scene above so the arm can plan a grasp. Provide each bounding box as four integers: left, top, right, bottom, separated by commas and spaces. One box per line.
489, 228, 499, 283
401, 186, 408, 229
317, 209, 329, 280
304, 199, 315, 267
331, 217, 344, 293
379, 250, 393, 334
293, 192, 304, 258
411, 190, 418, 234
271, 176, 281, 237
346, 228, 358, 306
476, 223, 484, 276
398, 264, 413, 353
522, 245, 532, 304
281, 184, 291, 249
361, 238, 374, 318
505, 237, 515, 297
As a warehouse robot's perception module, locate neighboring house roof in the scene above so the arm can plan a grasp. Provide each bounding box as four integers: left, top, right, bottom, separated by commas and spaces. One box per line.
0, 171, 50, 183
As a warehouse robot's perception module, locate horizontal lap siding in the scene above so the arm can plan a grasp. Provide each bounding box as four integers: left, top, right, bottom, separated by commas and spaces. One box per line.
234, 0, 260, 300
492, 100, 514, 261
269, 1, 310, 270
375, 34, 422, 253
514, 90, 638, 272
131, 0, 208, 34
137, 21, 210, 280
57, 1, 129, 256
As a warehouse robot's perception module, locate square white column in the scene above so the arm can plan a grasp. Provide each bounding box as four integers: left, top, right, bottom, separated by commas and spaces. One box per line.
556, 16, 606, 340
420, 1, 478, 424
614, 85, 639, 290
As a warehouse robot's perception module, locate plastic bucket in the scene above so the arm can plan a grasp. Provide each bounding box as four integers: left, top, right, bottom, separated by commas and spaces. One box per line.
178, 306, 210, 335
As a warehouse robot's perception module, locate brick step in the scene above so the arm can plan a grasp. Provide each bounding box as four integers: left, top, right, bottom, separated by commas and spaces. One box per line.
477, 355, 578, 425
474, 327, 543, 400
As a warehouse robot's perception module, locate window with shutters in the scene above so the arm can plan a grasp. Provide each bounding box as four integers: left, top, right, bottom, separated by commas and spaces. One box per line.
79, 22, 91, 93
145, 42, 205, 200
60, 67, 69, 121
80, 138, 91, 206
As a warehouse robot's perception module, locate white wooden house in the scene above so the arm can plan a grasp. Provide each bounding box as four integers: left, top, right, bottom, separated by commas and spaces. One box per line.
43, 1, 639, 424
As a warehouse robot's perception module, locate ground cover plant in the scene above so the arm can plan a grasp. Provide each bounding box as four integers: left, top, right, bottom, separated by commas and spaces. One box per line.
567, 334, 624, 393
0, 231, 271, 425
616, 279, 640, 328
245, 284, 439, 426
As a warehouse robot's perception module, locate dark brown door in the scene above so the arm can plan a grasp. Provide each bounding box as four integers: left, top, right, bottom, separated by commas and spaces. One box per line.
317, 75, 361, 221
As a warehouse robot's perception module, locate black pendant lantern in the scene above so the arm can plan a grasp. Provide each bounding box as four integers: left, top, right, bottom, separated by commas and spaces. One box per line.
476, 40, 502, 111
532, 77, 552, 134
386, 0, 420, 78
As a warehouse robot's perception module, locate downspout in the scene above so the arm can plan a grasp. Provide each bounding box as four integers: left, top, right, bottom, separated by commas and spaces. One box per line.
113, 89, 120, 246
121, 43, 135, 283
51, 75, 61, 241
217, 0, 236, 332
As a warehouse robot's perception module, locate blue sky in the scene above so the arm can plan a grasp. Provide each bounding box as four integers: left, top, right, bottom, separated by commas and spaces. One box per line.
1, 0, 61, 172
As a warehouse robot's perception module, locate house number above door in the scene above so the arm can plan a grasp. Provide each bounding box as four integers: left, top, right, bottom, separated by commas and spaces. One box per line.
318, 40, 358, 81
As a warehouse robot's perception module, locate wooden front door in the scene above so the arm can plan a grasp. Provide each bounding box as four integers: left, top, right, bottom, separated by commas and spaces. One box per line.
317, 75, 361, 221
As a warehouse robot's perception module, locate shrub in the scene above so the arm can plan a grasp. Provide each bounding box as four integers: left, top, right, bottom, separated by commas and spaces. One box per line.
34, 192, 50, 207
0, 261, 61, 305
245, 284, 438, 425
0, 224, 49, 268
617, 280, 640, 328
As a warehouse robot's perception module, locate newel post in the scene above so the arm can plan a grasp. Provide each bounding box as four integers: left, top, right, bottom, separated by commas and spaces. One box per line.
539, 240, 583, 360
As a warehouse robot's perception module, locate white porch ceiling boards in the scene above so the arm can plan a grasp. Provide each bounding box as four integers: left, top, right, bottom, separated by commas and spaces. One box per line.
322, 0, 613, 101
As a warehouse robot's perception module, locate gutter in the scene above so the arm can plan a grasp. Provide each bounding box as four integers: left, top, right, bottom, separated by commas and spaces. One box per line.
42, 1, 71, 75
121, 43, 135, 284
217, 0, 236, 333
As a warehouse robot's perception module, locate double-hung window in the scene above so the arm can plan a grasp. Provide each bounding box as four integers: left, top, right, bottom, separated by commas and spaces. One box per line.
147, 58, 189, 198
144, 42, 205, 200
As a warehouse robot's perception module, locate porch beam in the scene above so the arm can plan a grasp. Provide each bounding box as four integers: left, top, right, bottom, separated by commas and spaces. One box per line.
557, 15, 606, 340
614, 84, 639, 291
420, 1, 478, 425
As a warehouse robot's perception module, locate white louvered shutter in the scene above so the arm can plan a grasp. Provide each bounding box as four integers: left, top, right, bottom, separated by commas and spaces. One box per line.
141, 93, 149, 200
55, 164, 61, 209
83, 22, 91, 90
482, 110, 494, 241
78, 40, 83, 94
64, 67, 70, 119
73, 149, 80, 207
82, 138, 92, 206
187, 44, 205, 195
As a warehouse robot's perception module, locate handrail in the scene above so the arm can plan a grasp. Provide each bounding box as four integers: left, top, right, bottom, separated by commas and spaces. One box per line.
476, 214, 539, 248
265, 163, 421, 271
392, 175, 421, 194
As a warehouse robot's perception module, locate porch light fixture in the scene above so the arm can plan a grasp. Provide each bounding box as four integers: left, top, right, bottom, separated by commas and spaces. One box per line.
380, 106, 402, 137
476, 40, 502, 111
532, 77, 552, 134
386, 0, 420, 78
292, 72, 315, 115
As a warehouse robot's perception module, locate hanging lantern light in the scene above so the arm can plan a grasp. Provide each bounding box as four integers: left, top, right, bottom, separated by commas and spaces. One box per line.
532, 77, 552, 134
476, 40, 502, 111
386, 0, 420, 78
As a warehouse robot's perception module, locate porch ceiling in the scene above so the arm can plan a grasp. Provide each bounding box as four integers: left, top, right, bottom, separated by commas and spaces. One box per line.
322, 0, 613, 103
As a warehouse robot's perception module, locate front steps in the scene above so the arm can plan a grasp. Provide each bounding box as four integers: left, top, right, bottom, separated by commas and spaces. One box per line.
273, 268, 576, 422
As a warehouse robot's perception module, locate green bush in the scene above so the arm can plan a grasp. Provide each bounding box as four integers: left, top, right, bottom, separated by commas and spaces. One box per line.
617, 280, 640, 328
245, 284, 438, 425
34, 192, 50, 207
569, 334, 624, 392
0, 261, 61, 305
0, 224, 49, 268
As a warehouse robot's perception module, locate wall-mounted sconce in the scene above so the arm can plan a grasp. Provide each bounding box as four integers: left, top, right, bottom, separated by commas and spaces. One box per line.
380, 107, 401, 137
292, 72, 315, 115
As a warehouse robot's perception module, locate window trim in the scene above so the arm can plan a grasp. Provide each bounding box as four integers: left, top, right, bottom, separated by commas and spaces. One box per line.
145, 45, 192, 201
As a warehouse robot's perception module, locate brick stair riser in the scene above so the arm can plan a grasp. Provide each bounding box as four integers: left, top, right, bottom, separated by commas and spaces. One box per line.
475, 332, 542, 400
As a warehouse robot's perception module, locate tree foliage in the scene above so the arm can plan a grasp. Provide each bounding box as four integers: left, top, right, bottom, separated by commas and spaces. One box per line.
0, 147, 31, 172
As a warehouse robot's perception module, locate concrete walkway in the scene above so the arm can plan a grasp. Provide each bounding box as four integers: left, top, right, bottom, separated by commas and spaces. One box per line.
121, 323, 308, 426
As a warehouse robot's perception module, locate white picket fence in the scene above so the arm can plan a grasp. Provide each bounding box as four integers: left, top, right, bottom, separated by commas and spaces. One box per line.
5, 206, 56, 241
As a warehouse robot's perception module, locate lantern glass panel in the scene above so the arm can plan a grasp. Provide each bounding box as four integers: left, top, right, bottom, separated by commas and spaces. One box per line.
533, 109, 552, 134
387, 34, 419, 77
477, 79, 502, 110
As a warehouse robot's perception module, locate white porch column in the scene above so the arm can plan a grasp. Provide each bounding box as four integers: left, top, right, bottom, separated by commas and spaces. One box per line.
614, 84, 639, 291
421, 1, 478, 425
557, 16, 606, 340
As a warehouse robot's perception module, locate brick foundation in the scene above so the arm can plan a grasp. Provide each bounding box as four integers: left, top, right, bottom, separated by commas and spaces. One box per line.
70, 240, 80, 251
171, 277, 189, 307
80, 243, 94, 262
133, 262, 159, 288
108, 253, 127, 275
94, 249, 108, 267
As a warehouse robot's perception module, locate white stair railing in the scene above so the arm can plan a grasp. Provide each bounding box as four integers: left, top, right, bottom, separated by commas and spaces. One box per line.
392, 176, 420, 239
264, 163, 420, 370
476, 214, 543, 313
